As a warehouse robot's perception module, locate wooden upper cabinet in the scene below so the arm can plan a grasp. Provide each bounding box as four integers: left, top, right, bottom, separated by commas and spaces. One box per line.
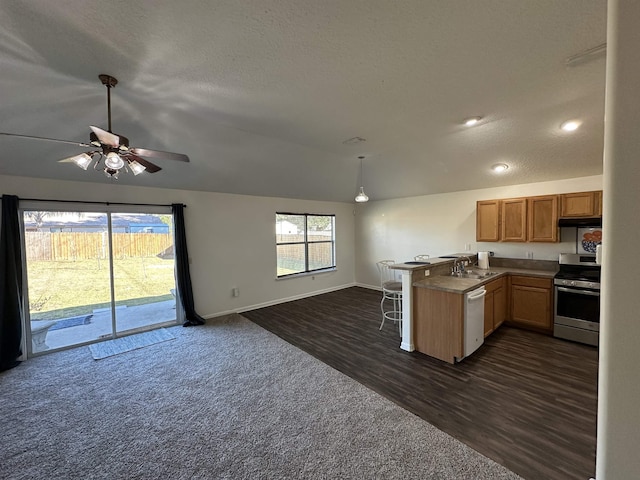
476, 190, 601, 243
594, 190, 603, 216
476, 200, 500, 242
528, 195, 559, 242
560, 191, 597, 217
501, 198, 527, 242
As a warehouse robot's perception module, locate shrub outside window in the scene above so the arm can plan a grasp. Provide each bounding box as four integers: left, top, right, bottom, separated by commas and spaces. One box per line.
276, 213, 335, 277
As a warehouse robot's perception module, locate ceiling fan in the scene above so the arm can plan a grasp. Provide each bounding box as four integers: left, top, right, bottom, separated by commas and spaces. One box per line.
0, 74, 190, 178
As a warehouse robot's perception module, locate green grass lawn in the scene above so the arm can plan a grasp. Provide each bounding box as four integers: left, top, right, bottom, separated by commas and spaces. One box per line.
27, 257, 176, 320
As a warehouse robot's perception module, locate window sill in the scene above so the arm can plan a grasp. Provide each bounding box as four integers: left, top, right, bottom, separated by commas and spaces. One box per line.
276, 268, 337, 281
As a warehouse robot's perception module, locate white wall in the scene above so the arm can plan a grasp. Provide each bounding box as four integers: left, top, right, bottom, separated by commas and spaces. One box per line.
355, 175, 602, 288
0, 175, 356, 319
597, 0, 640, 477
1, 173, 604, 315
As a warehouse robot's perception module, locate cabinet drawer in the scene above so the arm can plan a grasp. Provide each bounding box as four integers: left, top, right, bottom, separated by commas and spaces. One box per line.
510, 275, 551, 289
484, 276, 505, 293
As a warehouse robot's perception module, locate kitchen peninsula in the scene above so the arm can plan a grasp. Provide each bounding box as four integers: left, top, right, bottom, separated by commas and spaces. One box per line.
390, 256, 557, 363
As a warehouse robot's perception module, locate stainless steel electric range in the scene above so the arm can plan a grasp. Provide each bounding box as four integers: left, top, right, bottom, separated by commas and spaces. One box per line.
553, 253, 600, 347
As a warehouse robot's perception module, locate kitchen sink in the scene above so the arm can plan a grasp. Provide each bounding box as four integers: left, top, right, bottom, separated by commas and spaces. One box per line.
451, 270, 499, 280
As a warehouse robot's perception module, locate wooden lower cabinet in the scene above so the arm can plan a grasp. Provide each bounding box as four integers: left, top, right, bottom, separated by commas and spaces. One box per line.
413, 274, 553, 364
508, 275, 553, 332
483, 277, 506, 337
413, 287, 463, 364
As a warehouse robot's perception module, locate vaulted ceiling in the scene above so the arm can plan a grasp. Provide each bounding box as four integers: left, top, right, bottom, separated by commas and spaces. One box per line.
0, 1, 607, 202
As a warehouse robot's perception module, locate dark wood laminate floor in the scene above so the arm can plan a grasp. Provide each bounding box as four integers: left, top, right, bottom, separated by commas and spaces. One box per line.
242, 286, 598, 480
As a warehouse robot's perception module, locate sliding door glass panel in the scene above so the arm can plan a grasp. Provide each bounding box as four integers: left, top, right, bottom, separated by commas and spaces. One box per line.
110, 213, 177, 334
24, 211, 113, 353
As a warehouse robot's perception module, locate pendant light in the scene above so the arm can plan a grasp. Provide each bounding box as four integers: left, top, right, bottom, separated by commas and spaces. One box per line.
355, 156, 369, 203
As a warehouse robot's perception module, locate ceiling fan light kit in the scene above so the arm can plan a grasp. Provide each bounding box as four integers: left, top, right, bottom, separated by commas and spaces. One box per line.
0, 74, 189, 180
70, 152, 94, 170
104, 151, 125, 170
129, 160, 147, 176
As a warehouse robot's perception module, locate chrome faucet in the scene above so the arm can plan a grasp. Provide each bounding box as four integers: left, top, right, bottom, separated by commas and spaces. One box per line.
452, 256, 472, 275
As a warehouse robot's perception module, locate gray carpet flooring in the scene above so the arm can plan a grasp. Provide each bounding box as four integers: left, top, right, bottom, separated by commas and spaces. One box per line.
0, 314, 522, 479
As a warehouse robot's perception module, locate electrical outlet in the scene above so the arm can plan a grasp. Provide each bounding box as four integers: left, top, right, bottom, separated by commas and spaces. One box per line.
424, 270, 430, 276
464, 243, 471, 251
526, 252, 534, 259
232, 287, 239, 297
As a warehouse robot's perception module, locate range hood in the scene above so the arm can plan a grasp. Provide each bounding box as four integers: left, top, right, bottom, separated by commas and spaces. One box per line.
558, 217, 602, 227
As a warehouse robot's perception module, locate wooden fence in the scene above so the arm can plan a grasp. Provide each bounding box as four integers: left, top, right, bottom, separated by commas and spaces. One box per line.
24, 232, 173, 261
276, 233, 334, 274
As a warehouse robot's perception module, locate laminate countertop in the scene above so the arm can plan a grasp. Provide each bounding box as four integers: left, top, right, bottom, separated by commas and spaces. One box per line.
389, 254, 474, 271
413, 266, 556, 294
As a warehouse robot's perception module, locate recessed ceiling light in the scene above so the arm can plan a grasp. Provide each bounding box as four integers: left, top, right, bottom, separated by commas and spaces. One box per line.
464, 116, 482, 126
560, 120, 581, 132
491, 163, 509, 173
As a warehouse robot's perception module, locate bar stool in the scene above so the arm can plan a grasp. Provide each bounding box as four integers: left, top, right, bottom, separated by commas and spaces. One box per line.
376, 260, 402, 335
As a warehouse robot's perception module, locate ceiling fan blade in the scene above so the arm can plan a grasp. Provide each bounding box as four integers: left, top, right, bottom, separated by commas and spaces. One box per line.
0, 132, 92, 148
126, 153, 162, 173
130, 147, 190, 163
90, 126, 120, 147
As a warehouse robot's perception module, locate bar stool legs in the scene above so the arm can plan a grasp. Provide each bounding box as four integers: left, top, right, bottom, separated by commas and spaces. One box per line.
376, 260, 403, 335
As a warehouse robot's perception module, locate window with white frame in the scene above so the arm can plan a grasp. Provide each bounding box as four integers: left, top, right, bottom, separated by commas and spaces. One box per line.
276, 213, 336, 277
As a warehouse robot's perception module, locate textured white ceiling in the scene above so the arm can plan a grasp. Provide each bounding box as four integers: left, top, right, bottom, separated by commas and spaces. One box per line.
0, 0, 607, 202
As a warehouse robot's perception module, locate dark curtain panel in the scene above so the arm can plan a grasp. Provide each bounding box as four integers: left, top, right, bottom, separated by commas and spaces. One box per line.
172, 204, 205, 327
0, 195, 23, 371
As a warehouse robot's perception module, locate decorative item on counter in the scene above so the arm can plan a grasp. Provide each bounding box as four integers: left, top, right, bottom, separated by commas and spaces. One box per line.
577, 227, 602, 254
477, 251, 490, 269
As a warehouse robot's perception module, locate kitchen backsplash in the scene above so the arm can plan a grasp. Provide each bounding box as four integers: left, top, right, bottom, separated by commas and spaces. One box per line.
488, 257, 559, 272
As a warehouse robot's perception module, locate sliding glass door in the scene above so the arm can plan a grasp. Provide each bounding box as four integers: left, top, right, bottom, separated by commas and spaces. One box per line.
23, 207, 178, 355
111, 213, 177, 335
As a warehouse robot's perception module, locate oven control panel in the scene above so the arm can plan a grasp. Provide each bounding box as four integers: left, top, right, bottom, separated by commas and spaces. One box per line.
554, 278, 600, 290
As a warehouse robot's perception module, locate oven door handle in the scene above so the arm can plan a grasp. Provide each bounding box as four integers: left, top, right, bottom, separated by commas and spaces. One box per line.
557, 286, 600, 296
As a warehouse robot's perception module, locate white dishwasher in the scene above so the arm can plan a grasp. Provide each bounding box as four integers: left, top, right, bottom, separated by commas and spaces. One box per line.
458, 286, 486, 361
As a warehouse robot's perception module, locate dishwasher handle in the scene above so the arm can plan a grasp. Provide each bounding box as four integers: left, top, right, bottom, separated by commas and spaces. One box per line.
467, 288, 487, 302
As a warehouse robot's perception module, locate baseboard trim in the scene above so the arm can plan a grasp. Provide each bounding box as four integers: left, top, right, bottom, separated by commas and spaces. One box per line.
202, 282, 359, 320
